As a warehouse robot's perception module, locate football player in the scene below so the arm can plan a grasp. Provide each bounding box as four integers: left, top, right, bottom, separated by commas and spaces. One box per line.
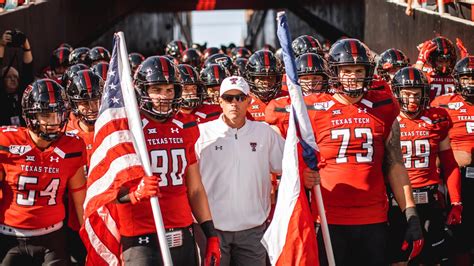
115, 56, 220, 266
200, 63, 229, 105
389, 67, 461, 265
43, 47, 71, 83
166, 40, 188, 62
376, 48, 410, 82
87, 46, 111, 66
245, 50, 287, 121
265, 52, 329, 138
431, 56, 474, 265
0, 79, 87, 265
415, 36, 457, 101
304, 39, 422, 265
178, 64, 222, 124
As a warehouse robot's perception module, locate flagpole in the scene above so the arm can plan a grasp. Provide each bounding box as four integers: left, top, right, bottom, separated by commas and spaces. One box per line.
116, 31, 173, 266
276, 12, 335, 266
312, 186, 335, 266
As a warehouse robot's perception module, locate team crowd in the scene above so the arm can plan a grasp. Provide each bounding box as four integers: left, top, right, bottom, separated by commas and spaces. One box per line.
0, 27, 473, 266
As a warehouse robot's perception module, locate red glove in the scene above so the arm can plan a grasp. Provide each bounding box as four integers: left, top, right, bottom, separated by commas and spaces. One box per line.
402, 239, 424, 261
456, 38, 469, 58
129, 175, 161, 204
417, 41, 437, 65
447, 204, 463, 225
205, 236, 221, 266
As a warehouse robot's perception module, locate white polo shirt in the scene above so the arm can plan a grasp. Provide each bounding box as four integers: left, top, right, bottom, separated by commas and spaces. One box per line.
195, 115, 284, 232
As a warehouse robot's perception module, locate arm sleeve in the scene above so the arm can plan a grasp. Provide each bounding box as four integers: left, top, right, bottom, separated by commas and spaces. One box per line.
439, 148, 462, 203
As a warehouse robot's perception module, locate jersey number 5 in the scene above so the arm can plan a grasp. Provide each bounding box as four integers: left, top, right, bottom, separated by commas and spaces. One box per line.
17, 176, 60, 206
466, 122, 474, 134
150, 149, 187, 187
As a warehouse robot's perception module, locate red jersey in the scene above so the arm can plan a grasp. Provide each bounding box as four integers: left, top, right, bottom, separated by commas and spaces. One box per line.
178, 103, 222, 124
265, 96, 291, 137
431, 94, 474, 153
308, 91, 400, 225
370, 76, 392, 94
0, 126, 87, 229
248, 91, 289, 121
66, 116, 95, 231
398, 108, 452, 188
116, 114, 199, 236
66, 116, 94, 165
426, 71, 456, 101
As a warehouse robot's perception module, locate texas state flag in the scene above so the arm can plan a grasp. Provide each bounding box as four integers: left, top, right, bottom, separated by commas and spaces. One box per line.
261, 12, 319, 266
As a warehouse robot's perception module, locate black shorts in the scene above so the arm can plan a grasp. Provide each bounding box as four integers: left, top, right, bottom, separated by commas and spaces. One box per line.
316, 222, 388, 266
449, 166, 474, 253
121, 225, 198, 266
0, 226, 69, 266
387, 197, 448, 264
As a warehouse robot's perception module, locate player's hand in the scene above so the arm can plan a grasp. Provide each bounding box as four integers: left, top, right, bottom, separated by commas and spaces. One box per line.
129, 175, 161, 204
417, 41, 437, 64
405, 5, 413, 16
302, 167, 320, 189
401, 206, 424, 261
446, 204, 463, 225
205, 236, 221, 266
456, 38, 469, 58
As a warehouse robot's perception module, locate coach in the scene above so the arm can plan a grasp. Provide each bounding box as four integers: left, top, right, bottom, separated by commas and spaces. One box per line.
195, 76, 284, 265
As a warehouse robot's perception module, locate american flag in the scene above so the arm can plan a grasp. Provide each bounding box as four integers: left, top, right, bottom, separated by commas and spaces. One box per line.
79, 34, 146, 266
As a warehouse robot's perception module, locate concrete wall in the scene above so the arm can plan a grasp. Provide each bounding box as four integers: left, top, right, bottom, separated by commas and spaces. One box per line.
0, 0, 141, 74
90, 12, 177, 57
364, 0, 474, 61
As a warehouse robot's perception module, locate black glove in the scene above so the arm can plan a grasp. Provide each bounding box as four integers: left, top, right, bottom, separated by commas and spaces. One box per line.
401, 207, 424, 260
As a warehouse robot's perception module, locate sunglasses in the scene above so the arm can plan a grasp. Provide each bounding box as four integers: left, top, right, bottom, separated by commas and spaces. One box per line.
221, 93, 248, 103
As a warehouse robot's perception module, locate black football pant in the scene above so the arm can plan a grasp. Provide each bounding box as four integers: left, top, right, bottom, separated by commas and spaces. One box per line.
0, 227, 69, 266
316, 223, 388, 266
121, 225, 198, 266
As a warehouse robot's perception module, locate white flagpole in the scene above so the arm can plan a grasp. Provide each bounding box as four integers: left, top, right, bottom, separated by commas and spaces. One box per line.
116, 31, 173, 266
313, 185, 335, 266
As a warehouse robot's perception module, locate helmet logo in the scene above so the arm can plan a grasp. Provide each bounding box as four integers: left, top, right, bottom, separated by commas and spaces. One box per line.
229, 77, 238, 84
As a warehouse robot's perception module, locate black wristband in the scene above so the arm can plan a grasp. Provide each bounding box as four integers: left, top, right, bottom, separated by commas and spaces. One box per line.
23, 48, 31, 52
200, 220, 217, 237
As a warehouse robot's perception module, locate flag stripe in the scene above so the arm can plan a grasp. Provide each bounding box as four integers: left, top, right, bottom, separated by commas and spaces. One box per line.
85, 217, 120, 266
94, 107, 128, 139
84, 153, 143, 210
89, 129, 135, 174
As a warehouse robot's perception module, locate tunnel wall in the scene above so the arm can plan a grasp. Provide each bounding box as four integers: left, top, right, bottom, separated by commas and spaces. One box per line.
364, 0, 474, 61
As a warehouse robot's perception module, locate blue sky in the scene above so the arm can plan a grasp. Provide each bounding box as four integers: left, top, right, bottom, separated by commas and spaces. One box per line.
191, 10, 247, 48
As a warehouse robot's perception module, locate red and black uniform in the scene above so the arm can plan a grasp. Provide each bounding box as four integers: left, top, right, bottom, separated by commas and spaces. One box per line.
117, 115, 200, 265
308, 90, 400, 265
426, 71, 456, 102
0, 126, 86, 264
431, 94, 474, 154
388, 108, 458, 264
178, 103, 222, 125
248, 91, 288, 122
432, 94, 474, 250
